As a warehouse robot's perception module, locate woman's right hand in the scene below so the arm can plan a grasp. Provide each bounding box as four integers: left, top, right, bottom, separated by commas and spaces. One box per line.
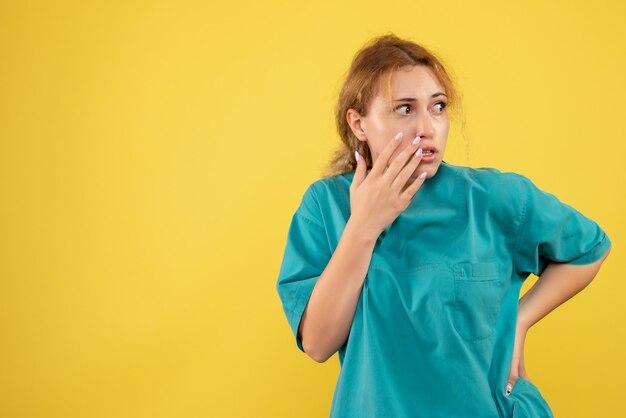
349, 131, 427, 241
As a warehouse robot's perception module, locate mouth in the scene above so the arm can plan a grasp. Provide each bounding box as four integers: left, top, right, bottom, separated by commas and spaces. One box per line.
421, 146, 437, 156
420, 146, 438, 162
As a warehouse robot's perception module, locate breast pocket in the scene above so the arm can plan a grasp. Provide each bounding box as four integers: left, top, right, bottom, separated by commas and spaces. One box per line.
452, 261, 503, 341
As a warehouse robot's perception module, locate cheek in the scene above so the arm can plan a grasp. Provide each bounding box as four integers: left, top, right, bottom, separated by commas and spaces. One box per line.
366, 136, 389, 160
435, 119, 450, 143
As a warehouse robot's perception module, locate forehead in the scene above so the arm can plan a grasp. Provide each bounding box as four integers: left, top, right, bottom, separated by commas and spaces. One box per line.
383, 65, 444, 98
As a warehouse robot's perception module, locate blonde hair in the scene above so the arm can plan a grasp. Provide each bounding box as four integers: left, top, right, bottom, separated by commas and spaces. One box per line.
321, 33, 469, 178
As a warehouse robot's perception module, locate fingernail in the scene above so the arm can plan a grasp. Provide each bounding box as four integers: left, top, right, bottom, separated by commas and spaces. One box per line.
395, 132, 403, 141
415, 148, 423, 157
419, 171, 427, 180
413, 135, 421, 145
355, 150, 360, 162
505, 383, 513, 396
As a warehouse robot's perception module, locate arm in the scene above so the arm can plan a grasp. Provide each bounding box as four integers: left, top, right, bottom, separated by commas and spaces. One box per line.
505, 172, 612, 389
506, 247, 611, 391
300, 217, 377, 363
517, 247, 611, 332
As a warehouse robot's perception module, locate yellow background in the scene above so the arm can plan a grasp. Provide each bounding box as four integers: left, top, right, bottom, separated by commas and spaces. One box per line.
1, 1, 624, 417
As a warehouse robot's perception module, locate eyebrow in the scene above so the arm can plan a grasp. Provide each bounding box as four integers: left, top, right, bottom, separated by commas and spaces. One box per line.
394, 92, 448, 101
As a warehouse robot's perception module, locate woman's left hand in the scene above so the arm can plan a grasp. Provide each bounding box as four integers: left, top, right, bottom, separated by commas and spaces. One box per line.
506, 321, 531, 395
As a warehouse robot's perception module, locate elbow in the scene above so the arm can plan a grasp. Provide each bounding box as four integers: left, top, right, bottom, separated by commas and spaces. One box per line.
299, 316, 334, 363
311, 351, 332, 363
310, 353, 332, 363
307, 352, 328, 363
302, 337, 333, 363
303, 341, 331, 363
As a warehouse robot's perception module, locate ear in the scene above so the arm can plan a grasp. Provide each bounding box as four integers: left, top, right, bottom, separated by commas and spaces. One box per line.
346, 109, 368, 142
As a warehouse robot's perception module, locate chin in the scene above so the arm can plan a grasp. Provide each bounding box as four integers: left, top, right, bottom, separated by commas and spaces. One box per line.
415, 161, 440, 179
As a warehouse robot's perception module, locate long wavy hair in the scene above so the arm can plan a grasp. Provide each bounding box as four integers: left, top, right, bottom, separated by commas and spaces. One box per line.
321, 33, 469, 178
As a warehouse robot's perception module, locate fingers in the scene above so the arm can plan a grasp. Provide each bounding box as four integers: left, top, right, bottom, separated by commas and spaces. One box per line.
505, 344, 522, 396
400, 168, 428, 201
368, 131, 404, 178
385, 135, 423, 185
387, 134, 423, 187
516, 349, 528, 386
505, 381, 514, 396
350, 149, 367, 190
505, 367, 518, 396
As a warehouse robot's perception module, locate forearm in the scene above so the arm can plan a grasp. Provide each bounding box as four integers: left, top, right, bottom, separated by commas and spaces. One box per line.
517, 248, 611, 331
299, 216, 378, 363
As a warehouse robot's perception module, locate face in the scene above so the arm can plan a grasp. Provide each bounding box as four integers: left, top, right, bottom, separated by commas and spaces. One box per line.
347, 65, 450, 180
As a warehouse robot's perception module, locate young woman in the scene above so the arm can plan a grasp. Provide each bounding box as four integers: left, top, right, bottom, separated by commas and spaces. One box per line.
275, 33, 611, 418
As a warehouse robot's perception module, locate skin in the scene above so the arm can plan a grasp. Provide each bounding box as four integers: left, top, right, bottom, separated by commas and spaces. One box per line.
298, 65, 447, 362
346, 64, 449, 182
508, 248, 610, 394
345, 64, 613, 394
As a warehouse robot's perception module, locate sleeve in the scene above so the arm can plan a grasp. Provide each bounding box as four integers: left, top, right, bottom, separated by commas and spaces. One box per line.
275, 184, 331, 353
513, 173, 612, 278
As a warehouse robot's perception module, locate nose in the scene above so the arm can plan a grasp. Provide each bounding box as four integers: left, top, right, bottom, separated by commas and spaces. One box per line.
413, 108, 435, 139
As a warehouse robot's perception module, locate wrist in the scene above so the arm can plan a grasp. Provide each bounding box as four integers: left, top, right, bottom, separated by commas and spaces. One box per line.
516, 312, 531, 334
345, 216, 379, 246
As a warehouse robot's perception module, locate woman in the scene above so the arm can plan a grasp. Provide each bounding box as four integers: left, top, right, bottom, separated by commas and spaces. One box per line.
275, 33, 611, 418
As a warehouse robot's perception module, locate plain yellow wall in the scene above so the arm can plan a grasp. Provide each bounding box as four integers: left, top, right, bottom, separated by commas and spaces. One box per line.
1, 1, 624, 417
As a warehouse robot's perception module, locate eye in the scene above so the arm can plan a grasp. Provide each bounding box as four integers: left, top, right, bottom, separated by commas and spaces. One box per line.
394, 104, 412, 115
394, 101, 448, 115
433, 101, 448, 113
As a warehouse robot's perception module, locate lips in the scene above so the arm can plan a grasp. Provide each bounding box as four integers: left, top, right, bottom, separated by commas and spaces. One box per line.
420, 146, 437, 155
418, 144, 438, 163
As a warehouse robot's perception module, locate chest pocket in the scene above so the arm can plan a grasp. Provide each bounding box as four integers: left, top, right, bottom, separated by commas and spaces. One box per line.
453, 261, 503, 341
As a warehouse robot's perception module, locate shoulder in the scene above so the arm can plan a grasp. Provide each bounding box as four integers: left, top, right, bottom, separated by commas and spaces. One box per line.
445, 162, 523, 192
310, 171, 353, 196
306, 171, 353, 206
445, 162, 529, 223
295, 171, 353, 225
